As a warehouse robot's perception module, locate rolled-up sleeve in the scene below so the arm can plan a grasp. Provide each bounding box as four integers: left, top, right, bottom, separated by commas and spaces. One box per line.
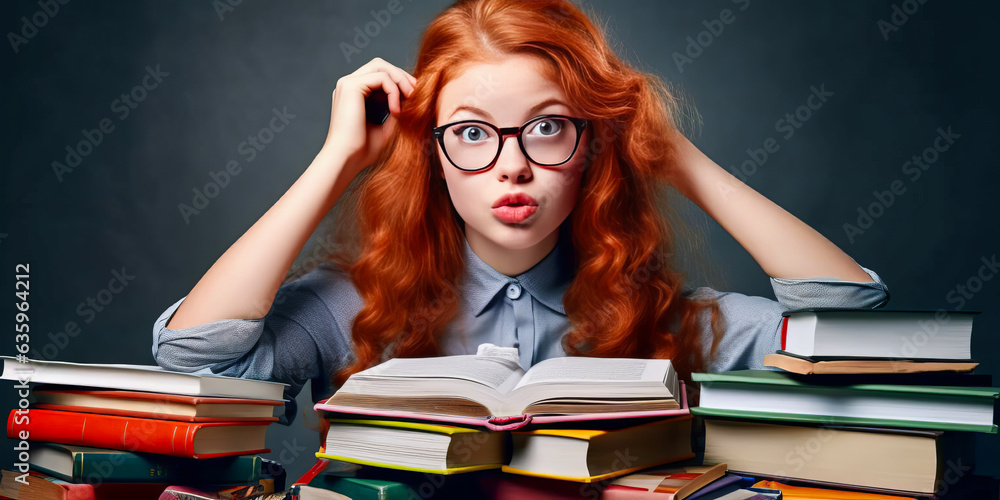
152, 297, 266, 373
692, 265, 889, 373
770, 266, 889, 310
150, 265, 360, 423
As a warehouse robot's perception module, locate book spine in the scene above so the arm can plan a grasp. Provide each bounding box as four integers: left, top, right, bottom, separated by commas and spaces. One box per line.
692, 407, 998, 433
780, 317, 788, 351
292, 458, 330, 486
485, 414, 531, 430
22, 472, 96, 500
7, 409, 200, 457
306, 476, 415, 500
69, 452, 261, 484
63, 482, 96, 500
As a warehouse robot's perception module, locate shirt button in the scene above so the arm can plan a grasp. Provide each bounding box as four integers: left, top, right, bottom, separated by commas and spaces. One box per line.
506, 282, 522, 300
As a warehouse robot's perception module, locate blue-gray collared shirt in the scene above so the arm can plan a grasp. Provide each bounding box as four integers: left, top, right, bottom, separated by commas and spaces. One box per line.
152, 235, 889, 423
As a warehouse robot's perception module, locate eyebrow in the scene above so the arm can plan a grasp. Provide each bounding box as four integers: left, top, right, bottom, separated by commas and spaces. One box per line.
448, 98, 569, 123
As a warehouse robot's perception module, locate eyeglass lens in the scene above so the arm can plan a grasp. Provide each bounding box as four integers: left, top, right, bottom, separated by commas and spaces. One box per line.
441, 117, 579, 170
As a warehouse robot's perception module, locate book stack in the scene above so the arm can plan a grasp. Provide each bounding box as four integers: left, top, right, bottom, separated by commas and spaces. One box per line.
0, 357, 287, 500
691, 308, 999, 499
292, 353, 701, 497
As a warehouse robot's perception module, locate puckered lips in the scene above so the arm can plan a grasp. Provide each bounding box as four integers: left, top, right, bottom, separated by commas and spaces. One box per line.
491, 192, 538, 224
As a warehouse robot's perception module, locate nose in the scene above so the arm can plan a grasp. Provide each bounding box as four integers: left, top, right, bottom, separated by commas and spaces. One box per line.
493, 134, 532, 183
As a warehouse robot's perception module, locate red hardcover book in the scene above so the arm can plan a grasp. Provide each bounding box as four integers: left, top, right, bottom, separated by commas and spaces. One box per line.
6, 408, 270, 458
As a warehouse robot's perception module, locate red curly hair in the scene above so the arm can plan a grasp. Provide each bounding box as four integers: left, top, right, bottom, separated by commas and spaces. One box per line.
330, 0, 722, 387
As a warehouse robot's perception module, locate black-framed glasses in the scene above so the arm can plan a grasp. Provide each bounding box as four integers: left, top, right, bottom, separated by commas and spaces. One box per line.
432, 114, 588, 172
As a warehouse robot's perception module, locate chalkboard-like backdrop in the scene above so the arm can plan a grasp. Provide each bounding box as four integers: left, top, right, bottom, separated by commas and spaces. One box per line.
4, 0, 998, 486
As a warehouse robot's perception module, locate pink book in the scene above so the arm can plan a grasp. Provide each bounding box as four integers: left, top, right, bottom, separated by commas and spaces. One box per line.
315, 356, 688, 431
315, 382, 688, 430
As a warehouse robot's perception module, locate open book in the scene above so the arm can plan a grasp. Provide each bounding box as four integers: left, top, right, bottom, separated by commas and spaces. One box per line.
317, 355, 686, 430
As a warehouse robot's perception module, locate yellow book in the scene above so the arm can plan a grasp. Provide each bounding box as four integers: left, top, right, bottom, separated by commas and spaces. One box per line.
501, 416, 695, 483
317, 418, 505, 474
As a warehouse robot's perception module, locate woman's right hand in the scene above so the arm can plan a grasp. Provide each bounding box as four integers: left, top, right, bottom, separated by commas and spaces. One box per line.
323, 57, 417, 181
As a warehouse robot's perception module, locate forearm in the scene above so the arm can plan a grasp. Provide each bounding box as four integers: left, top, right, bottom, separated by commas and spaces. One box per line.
166, 148, 356, 329
670, 131, 872, 282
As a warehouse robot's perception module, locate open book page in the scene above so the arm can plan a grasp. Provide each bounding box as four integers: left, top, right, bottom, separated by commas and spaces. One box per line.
351, 355, 525, 394
503, 358, 677, 415
512, 357, 672, 389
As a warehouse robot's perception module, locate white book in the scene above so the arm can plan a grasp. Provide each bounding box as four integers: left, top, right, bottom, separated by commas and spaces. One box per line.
1, 356, 285, 400
328, 355, 680, 419
781, 309, 975, 360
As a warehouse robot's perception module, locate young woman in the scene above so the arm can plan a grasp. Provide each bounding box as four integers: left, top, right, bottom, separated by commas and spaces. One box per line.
152, 0, 888, 422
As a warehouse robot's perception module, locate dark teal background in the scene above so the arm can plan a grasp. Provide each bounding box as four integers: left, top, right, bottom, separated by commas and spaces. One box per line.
3, 0, 999, 488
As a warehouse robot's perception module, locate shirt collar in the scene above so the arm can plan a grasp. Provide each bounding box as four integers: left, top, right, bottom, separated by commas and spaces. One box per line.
461, 227, 576, 317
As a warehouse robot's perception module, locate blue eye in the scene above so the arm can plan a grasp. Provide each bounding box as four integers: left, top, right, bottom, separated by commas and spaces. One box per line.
530, 119, 564, 136
457, 125, 489, 143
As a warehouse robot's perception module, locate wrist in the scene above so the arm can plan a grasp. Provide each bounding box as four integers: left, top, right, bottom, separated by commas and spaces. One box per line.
668, 131, 707, 197
668, 132, 750, 210
316, 143, 352, 169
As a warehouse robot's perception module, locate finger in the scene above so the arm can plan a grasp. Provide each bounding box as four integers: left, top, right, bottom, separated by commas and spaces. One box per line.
390, 88, 401, 115
350, 58, 416, 97
377, 64, 416, 98
343, 72, 404, 115
367, 71, 406, 112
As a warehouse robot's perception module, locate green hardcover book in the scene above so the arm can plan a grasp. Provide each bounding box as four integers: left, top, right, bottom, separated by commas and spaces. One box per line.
29, 443, 261, 484
691, 370, 999, 433
305, 474, 417, 500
